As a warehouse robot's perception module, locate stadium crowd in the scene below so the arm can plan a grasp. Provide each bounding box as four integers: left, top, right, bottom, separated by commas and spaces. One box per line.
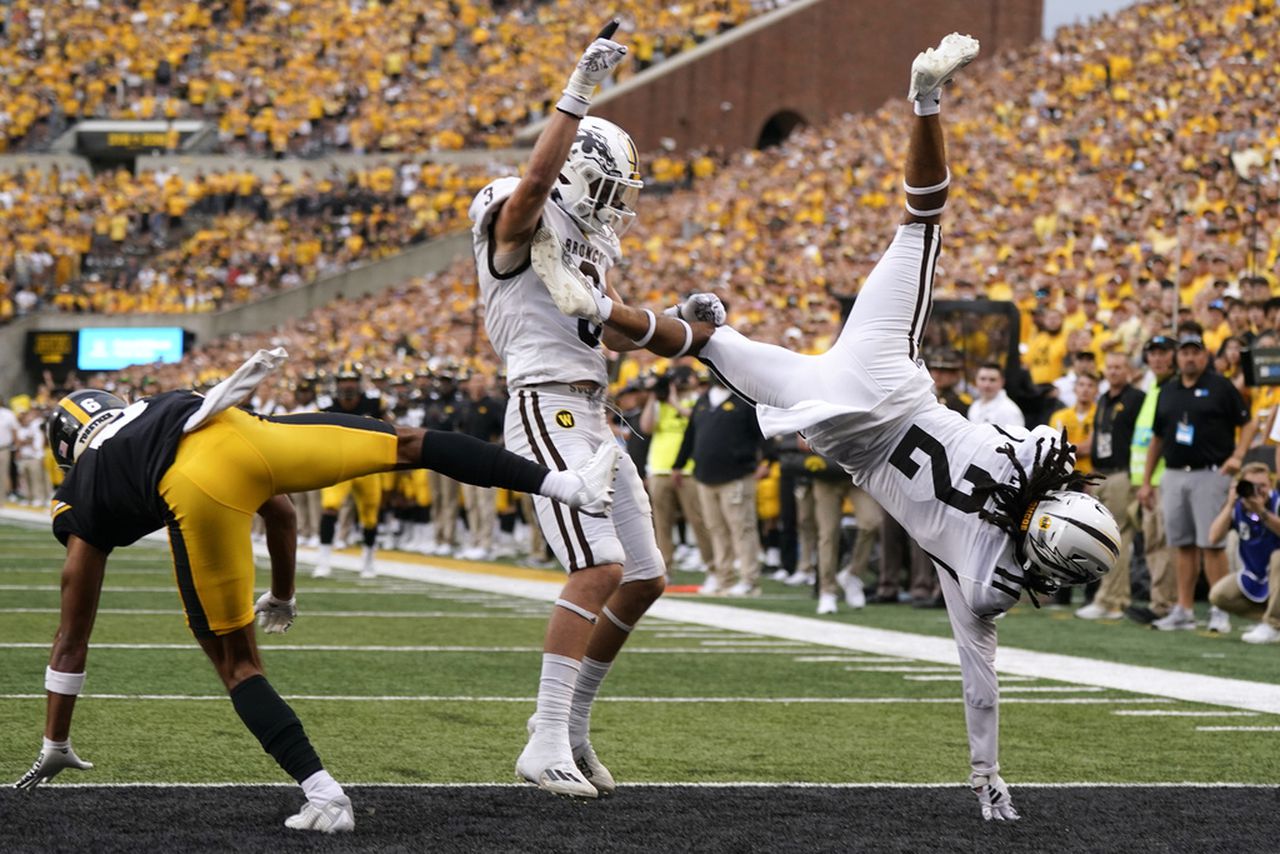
0, 0, 779, 153
6, 0, 1280, 639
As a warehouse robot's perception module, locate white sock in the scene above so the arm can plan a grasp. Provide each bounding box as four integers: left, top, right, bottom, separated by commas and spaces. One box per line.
300, 769, 345, 806
568, 657, 612, 747
318, 544, 332, 564
539, 469, 584, 504
532, 653, 581, 742
42, 737, 69, 751
914, 89, 941, 116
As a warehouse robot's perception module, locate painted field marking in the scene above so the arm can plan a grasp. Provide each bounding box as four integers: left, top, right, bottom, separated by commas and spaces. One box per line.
699, 640, 809, 647
0, 693, 1182, 705
1195, 726, 1280, 732
39, 781, 1280, 789
998, 685, 1105, 693
793, 656, 911, 664
0, 642, 842, 655
900, 674, 1037, 683
0, 608, 543, 619
845, 666, 959, 673
1113, 710, 1259, 717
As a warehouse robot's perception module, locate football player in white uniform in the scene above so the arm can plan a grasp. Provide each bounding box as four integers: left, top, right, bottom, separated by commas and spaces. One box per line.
533, 34, 1121, 820
469, 22, 707, 799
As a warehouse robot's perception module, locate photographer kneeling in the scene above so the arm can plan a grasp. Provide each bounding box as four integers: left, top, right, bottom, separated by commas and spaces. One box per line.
1207, 462, 1280, 643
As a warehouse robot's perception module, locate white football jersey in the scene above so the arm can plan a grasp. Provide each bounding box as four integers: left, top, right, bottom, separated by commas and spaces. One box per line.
807, 395, 1070, 614
470, 177, 615, 388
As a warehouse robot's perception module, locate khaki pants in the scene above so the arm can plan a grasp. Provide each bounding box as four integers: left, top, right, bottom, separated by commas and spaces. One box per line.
648, 472, 713, 568
880, 512, 935, 599
290, 490, 322, 540
1209, 557, 1280, 629
0, 447, 11, 497
462, 483, 496, 551
1142, 485, 1176, 616
698, 476, 761, 590
794, 482, 819, 574
430, 471, 460, 546
19, 457, 50, 504
814, 479, 852, 596
1091, 471, 1137, 611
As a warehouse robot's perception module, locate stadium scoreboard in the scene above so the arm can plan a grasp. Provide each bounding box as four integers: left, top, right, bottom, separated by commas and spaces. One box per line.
25, 328, 192, 373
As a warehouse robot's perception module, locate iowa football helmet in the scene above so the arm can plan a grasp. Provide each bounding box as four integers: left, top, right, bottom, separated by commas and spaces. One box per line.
47, 389, 128, 470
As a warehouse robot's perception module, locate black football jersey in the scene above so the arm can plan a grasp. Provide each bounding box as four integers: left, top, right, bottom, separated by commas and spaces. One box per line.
51, 390, 203, 552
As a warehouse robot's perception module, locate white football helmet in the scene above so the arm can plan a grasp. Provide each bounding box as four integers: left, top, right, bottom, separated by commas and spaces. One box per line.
1021, 490, 1120, 588
554, 116, 643, 242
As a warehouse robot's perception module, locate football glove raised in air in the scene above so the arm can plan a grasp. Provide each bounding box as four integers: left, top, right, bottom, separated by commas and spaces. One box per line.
971, 772, 1019, 821
558, 21, 628, 119
255, 591, 298, 634
14, 739, 94, 789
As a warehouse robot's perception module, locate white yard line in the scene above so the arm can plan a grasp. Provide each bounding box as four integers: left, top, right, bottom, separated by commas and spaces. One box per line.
0, 608, 542, 619
1113, 710, 1258, 717
0, 693, 1180, 705
43, 780, 1279, 789
0, 642, 834, 655
1195, 726, 1280, 732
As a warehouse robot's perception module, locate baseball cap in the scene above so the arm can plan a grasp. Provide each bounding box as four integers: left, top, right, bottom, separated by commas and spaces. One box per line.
1177, 333, 1206, 349
1143, 335, 1175, 352
1207, 299, 1226, 312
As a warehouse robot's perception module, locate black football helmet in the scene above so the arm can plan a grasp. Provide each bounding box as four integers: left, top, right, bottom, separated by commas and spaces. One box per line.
47, 389, 128, 470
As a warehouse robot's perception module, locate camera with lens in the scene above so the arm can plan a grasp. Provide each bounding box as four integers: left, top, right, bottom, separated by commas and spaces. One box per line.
1237, 478, 1255, 499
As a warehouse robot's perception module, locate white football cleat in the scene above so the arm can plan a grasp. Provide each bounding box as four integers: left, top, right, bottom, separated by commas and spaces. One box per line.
908, 32, 980, 101
516, 737, 598, 798
527, 715, 616, 796
817, 592, 839, 615
284, 795, 355, 833
572, 740, 617, 796
568, 442, 620, 516
530, 227, 604, 322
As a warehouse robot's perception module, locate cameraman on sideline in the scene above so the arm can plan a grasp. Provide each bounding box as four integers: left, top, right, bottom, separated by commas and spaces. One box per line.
1207, 463, 1280, 643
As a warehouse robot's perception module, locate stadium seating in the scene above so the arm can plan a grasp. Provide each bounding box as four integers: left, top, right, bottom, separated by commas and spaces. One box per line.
0, 0, 770, 153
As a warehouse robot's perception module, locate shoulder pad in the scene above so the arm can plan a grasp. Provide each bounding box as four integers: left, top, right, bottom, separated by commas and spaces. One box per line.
469, 177, 521, 234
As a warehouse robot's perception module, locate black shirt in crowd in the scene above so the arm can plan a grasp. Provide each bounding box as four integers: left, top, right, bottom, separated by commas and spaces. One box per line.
672, 389, 768, 485
52, 390, 203, 552
1152, 371, 1249, 470
1091, 384, 1145, 473
324, 394, 386, 420
459, 395, 506, 441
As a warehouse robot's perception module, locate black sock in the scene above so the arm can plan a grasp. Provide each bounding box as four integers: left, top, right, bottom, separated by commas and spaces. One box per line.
363, 526, 377, 548
419, 430, 548, 494
319, 514, 336, 545
229, 675, 323, 783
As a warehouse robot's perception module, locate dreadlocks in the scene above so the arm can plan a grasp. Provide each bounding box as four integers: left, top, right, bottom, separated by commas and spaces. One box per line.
970, 429, 1101, 603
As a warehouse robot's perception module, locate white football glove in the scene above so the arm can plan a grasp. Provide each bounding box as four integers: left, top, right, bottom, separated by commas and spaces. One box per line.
664, 293, 727, 327
14, 740, 94, 789
971, 772, 1019, 821
558, 21, 628, 118
255, 591, 297, 634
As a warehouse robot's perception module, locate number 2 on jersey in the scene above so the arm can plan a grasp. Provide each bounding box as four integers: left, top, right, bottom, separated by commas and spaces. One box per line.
889, 425, 993, 514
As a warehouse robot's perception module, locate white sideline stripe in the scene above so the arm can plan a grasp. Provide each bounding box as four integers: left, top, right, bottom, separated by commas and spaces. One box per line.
44, 781, 1280, 789
7, 508, 1280, 714
794, 656, 910, 664
996, 685, 1104, 693
901, 676, 1039, 686
0, 693, 1180, 705
0, 643, 832, 655
1196, 726, 1280, 732
698, 640, 808, 647
1113, 710, 1258, 717
844, 666, 958, 673
0, 608, 540, 619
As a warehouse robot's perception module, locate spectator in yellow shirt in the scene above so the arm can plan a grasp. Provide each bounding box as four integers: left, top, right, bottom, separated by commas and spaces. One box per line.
1050, 373, 1099, 475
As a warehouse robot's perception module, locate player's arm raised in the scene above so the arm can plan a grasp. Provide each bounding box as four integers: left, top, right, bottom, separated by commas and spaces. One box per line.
492, 22, 628, 253
15, 536, 105, 788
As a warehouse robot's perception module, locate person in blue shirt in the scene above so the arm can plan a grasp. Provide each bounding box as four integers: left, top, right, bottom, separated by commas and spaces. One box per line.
1208, 462, 1280, 643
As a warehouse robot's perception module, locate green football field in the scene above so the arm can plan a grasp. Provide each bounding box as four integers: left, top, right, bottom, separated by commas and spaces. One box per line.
2, 515, 1278, 788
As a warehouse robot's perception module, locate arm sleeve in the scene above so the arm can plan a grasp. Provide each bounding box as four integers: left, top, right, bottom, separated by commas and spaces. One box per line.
937, 569, 1001, 779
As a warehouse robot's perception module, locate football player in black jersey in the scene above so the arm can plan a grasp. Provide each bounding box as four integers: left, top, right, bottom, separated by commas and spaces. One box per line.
14, 382, 619, 833
314, 361, 390, 579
